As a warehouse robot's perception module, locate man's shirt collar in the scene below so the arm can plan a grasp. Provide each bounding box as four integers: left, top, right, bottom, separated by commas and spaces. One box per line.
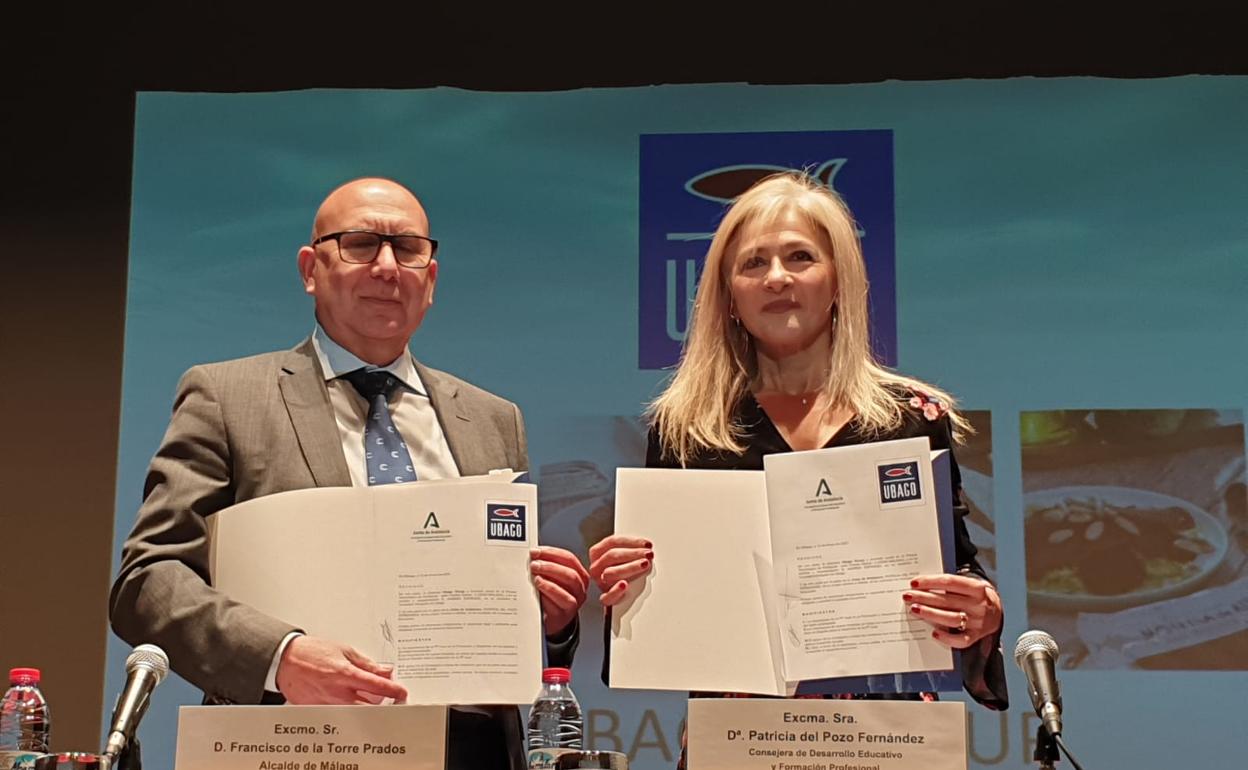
310, 325, 425, 396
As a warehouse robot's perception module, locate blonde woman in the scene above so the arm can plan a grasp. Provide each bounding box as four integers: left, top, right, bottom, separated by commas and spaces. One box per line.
590, 174, 1007, 760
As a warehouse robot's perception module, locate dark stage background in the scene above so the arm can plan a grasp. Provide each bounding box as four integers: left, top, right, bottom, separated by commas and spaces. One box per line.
3, 2, 1246, 754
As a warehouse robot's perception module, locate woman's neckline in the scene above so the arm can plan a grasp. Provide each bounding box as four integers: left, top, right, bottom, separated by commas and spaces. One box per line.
750, 391, 857, 451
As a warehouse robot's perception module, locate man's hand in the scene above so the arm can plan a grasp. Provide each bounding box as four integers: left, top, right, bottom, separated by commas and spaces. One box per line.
530, 546, 590, 636
275, 636, 408, 704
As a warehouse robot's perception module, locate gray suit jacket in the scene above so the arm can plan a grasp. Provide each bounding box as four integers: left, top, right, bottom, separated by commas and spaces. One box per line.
110, 339, 565, 768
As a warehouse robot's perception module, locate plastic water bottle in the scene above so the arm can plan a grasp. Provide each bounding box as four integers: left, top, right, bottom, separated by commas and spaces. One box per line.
0, 668, 51, 769
526, 667, 583, 769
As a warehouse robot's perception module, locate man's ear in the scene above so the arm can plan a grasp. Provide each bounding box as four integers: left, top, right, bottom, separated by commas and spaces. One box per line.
425, 259, 438, 305
297, 245, 317, 294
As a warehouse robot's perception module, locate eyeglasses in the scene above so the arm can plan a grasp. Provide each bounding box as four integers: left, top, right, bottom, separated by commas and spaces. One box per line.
311, 230, 439, 268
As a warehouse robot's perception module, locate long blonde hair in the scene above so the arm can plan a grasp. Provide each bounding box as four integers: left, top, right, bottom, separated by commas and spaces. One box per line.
648, 173, 969, 465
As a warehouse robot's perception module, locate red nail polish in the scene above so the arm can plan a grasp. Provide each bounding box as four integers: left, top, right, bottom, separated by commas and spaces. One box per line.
644, 540, 653, 549
640, 560, 650, 569
909, 605, 921, 614
932, 631, 940, 639
902, 593, 913, 602
646, 550, 655, 559
909, 579, 919, 588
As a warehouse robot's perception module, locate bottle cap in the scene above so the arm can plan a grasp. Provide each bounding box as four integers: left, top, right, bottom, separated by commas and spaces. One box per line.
541, 667, 571, 684
9, 667, 40, 684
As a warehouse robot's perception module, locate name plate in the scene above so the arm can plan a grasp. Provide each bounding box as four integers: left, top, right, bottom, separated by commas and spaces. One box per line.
174, 705, 447, 770
687, 698, 966, 770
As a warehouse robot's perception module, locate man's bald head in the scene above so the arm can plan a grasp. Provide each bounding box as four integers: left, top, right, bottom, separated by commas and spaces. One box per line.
311, 177, 429, 242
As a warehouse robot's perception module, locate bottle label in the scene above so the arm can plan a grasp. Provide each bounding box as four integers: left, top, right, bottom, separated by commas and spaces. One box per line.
0, 750, 48, 770
527, 747, 577, 769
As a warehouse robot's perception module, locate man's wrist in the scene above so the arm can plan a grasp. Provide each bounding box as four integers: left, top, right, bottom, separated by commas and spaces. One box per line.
266, 631, 304, 693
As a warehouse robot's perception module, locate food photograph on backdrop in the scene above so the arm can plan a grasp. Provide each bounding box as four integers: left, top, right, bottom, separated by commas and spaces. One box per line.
1019, 408, 1247, 670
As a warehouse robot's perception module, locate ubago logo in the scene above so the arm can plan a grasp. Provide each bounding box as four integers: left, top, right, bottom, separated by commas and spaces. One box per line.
877, 461, 921, 504
486, 504, 527, 543
638, 130, 896, 369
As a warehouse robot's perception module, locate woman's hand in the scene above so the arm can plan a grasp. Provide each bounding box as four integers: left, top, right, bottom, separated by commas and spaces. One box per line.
903, 572, 1003, 649
588, 534, 654, 606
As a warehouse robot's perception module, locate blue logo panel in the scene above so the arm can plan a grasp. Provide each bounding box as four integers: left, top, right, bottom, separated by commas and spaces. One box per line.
486, 503, 527, 542
638, 130, 896, 369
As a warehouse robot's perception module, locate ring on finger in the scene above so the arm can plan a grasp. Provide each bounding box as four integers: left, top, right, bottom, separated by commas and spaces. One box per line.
953, 611, 968, 633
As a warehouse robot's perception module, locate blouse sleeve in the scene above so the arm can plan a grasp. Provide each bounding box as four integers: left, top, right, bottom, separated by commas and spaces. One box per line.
931, 414, 1010, 710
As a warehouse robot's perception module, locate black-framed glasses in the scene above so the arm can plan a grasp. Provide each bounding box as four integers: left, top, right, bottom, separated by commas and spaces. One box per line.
311, 230, 439, 268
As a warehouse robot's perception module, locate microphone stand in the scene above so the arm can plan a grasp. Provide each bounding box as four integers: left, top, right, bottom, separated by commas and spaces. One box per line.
1034, 724, 1059, 769
104, 738, 141, 770
123, 738, 143, 770
1053, 733, 1087, 770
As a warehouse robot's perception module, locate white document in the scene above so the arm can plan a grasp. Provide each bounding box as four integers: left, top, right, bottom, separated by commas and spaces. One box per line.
610, 468, 790, 695
211, 476, 542, 705
765, 437, 952, 681
609, 439, 953, 693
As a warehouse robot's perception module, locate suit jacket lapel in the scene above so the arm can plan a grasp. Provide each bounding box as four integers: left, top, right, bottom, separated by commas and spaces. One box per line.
278, 339, 352, 487
416, 360, 486, 476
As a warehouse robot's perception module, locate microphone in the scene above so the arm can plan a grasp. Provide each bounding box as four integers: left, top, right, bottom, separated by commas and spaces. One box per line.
1013, 630, 1063, 738
103, 644, 170, 762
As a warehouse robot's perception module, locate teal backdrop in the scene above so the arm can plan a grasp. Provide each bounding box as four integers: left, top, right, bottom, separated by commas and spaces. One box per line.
110, 77, 1248, 769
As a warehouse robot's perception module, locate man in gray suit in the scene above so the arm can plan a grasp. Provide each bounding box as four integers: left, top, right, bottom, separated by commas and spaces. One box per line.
110, 177, 589, 769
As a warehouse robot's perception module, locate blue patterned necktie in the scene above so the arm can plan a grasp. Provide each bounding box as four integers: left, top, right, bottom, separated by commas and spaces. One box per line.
342, 368, 417, 485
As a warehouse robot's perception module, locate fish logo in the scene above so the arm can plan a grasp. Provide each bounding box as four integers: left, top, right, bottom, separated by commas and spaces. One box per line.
487, 503, 527, 542
666, 160, 859, 242
685, 159, 845, 204
878, 461, 922, 505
